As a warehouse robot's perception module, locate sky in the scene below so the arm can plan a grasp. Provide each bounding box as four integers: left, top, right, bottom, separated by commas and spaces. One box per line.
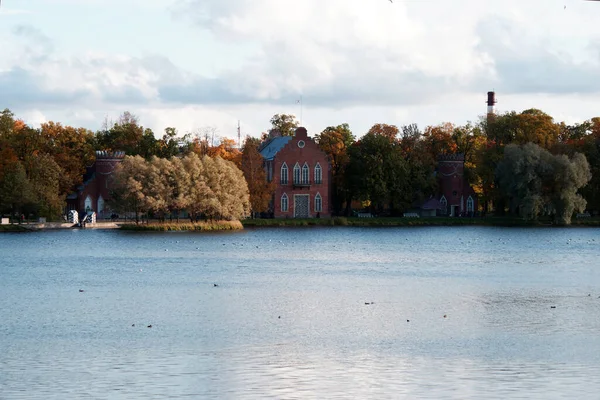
1, 0, 600, 143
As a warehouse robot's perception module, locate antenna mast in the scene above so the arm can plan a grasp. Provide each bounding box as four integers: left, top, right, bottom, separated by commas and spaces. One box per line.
237, 120, 241, 149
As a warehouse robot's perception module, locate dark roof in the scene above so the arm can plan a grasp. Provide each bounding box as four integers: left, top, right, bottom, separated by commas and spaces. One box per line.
420, 197, 442, 210
259, 136, 292, 161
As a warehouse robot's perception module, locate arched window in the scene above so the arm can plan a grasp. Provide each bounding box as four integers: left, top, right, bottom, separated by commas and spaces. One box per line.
281, 193, 289, 212
84, 195, 93, 212
440, 195, 447, 215
467, 196, 474, 213
314, 163, 322, 184
315, 193, 322, 212
280, 162, 288, 185
302, 162, 309, 184
293, 163, 301, 184
97, 195, 105, 214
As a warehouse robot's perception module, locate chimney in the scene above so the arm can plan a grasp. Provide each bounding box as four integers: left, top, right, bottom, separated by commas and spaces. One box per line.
487, 91, 497, 115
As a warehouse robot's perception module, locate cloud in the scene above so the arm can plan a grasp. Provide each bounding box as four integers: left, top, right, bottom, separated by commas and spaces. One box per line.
3, 0, 600, 137
475, 15, 600, 95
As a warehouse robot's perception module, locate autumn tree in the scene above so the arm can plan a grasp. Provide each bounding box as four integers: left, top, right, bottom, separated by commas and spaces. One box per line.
111, 155, 150, 223
367, 123, 399, 142
181, 153, 219, 221
208, 137, 242, 167
241, 136, 275, 217
315, 123, 355, 214
269, 114, 299, 136
422, 123, 458, 161
38, 121, 96, 196
201, 156, 250, 220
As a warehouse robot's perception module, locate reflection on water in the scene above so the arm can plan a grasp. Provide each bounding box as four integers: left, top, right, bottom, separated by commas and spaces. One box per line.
1, 226, 600, 399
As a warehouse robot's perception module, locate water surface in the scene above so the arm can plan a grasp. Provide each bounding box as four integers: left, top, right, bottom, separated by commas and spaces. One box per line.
1, 226, 599, 399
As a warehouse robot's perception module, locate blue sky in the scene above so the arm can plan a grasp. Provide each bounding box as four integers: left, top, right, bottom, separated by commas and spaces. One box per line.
1, 0, 600, 143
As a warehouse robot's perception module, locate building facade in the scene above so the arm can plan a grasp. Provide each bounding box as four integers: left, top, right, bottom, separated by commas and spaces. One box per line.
259, 127, 331, 218
66, 151, 125, 218
436, 153, 478, 217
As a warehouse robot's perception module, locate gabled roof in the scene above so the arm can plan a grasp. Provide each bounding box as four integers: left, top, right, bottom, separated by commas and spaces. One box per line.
420, 197, 442, 210
259, 136, 292, 161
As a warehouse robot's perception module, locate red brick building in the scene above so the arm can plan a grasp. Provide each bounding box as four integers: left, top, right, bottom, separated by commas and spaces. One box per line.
66, 151, 125, 218
259, 127, 331, 218
436, 153, 477, 216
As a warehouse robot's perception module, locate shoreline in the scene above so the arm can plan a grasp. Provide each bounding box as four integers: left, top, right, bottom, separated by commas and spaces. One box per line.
242, 216, 600, 228
2, 217, 599, 232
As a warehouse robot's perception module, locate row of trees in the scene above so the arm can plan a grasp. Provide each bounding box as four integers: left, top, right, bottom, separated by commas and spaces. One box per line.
1, 107, 598, 224
0, 109, 243, 219
112, 154, 250, 222
268, 112, 596, 224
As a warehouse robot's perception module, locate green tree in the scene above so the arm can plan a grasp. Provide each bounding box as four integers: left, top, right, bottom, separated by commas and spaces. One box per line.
96, 112, 145, 155
496, 143, 591, 224
347, 132, 409, 214
269, 114, 299, 137
28, 154, 64, 219
0, 161, 34, 220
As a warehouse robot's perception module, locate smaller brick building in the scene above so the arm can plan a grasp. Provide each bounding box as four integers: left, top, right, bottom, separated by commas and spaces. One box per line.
259, 127, 331, 218
436, 153, 477, 216
66, 151, 125, 218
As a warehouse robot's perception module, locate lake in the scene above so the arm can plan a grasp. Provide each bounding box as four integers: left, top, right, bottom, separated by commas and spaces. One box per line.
1, 226, 600, 399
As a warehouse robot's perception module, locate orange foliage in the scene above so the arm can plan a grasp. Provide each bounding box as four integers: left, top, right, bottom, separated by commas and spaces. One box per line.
207, 137, 242, 167
367, 123, 399, 142
422, 123, 457, 158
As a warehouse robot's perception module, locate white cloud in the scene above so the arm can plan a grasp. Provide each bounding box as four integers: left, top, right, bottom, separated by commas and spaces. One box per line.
2, 0, 600, 138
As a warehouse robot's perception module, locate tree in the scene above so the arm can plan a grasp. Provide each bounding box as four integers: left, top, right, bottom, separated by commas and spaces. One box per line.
515, 109, 559, 149
0, 161, 34, 220
181, 153, 219, 221
28, 154, 64, 219
208, 137, 242, 167
202, 156, 250, 220
38, 121, 96, 196
212, 156, 251, 220
95, 111, 145, 155
111, 155, 150, 223
422, 123, 458, 160
367, 123, 399, 142
241, 136, 276, 217
496, 143, 591, 224
269, 114, 299, 136
347, 132, 409, 214
315, 123, 355, 214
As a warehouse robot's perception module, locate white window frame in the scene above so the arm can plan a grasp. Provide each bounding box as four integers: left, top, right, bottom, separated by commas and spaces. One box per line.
315, 193, 322, 212
314, 163, 322, 184
84, 195, 93, 212
281, 162, 288, 185
281, 193, 289, 212
97, 195, 105, 214
302, 162, 310, 184
440, 195, 448, 215
467, 196, 474, 213
293, 163, 301, 184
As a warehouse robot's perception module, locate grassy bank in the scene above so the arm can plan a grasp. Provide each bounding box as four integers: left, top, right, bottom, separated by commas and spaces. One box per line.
119, 220, 243, 231
242, 216, 600, 228
0, 224, 32, 232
